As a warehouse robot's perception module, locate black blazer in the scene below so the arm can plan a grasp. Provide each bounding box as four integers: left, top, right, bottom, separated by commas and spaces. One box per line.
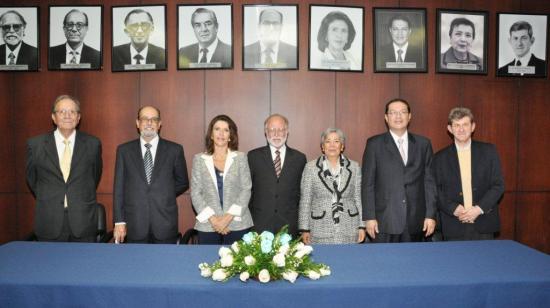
248, 145, 306, 236
497, 54, 546, 77
361, 132, 437, 235
178, 40, 231, 68
0, 42, 38, 70
244, 41, 297, 69
112, 43, 166, 71
26, 131, 102, 239
49, 43, 101, 69
113, 138, 189, 241
433, 141, 504, 237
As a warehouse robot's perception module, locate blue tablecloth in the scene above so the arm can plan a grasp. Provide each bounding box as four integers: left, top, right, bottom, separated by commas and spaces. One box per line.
1, 240, 549, 307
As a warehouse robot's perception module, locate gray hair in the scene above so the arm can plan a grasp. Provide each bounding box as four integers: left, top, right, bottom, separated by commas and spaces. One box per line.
264, 113, 289, 130
320, 127, 346, 147
448, 107, 474, 125
51, 94, 81, 114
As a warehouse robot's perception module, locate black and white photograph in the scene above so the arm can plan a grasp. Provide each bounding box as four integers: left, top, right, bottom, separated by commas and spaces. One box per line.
373, 8, 427, 73
178, 4, 232, 70
497, 13, 547, 78
0, 6, 39, 71
48, 6, 102, 70
243, 4, 298, 70
309, 5, 364, 72
111, 5, 166, 72
437, 9, 488, 74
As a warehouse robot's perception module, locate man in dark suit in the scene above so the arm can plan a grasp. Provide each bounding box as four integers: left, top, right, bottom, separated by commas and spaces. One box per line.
362, 98, 437, 243
497, 21, 546, 77
112, 9, 165, 71
244, 8, 297, 69
0, 10, 38, 70
248, 114, 306, 236
26, 95, 102, 242
433, 107, 504, 241
113, 106, 189, 244
377, 15, 423, 69
178, 8, 231, 68
49, 9, 100, 69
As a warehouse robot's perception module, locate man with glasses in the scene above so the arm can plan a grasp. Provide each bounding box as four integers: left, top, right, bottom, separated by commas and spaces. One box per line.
112, 8, 165, 71
0, 10, 38, 70
26, 95, 102, 242
49, 9, 100, 69
247, 114, 306, 236
378, 15, 422, 69
361, 98, 437, 243
113, 106, 189, 244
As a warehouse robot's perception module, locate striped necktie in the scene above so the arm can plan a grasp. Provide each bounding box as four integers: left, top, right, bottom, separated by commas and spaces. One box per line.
144, 143, 153, 184
274, 150, 281, 178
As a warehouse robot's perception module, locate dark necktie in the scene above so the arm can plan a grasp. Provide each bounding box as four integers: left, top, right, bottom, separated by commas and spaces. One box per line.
274, 150, 281, 178
200, 48, 208, 63
70, 51, 78, 64
144, 143, 153, 184
134, 54, 144, 65
8, 52, 15, 65
516, 60, 522, 66
397, 49, 403, 62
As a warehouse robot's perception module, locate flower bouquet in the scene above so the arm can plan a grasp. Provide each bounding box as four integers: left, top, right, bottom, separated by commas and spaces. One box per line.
198, 226, 331, 283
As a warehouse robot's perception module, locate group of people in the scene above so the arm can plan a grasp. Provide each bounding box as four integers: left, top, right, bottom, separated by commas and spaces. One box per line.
26, 95, 504, 245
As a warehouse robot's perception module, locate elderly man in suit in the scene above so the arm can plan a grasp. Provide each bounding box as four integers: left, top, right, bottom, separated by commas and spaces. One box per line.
0, 10, 38, 70
26, 95, 102, 242
377, 15, 423, 69
433, 107, 504, 241
244, 8, 297, 69
113, 106, 189, 244
497, 21, 546, 77
178, 8, 231, 68
362, 98, 437, 243
49, 9, 100, 69
248, 114, 306, 236
112, 8, 165, 71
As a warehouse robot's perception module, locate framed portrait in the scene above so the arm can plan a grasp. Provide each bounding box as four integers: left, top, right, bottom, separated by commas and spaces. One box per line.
48, 5, 102, 70
177, 4, 232, 70
436, 9, 488, 75
0, 6, 39, 71
243, 4, 298, 70
497, 13, 548, 78
309, 5, 364, 72
373, 8, 427, 73
111, 5, 167, 72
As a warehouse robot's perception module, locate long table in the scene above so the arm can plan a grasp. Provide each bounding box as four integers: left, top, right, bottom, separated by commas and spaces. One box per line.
1, 240, 549, 307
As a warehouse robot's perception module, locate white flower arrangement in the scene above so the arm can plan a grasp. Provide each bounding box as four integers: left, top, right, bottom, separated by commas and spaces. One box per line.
198, 226, 331, 283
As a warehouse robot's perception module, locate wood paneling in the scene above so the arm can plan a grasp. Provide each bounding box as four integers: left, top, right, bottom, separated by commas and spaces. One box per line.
0, 75, 14, 193
516, 193, 550, 253
497, 192, 516, 240
0, 194, 17, 243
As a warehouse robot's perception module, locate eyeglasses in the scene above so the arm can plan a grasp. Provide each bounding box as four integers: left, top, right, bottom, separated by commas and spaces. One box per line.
64, 22, 87, 30
126, 22, 153, 32
55, 109, 79, 117
387, 110, 409, 117
1, 24, 23, 32
266, 128, 287, 136
139, 117, 160, 124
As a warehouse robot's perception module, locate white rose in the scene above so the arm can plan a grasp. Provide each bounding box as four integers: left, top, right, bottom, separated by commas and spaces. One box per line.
200, 267, 212, 277
212, 269, 227, 281
258, 269, 270, 283
302, 245, 313, 255
218, 246, 232, 258
239, 271, 250, 282
198, 262, 208, 270
244, 255, 256, 266
294, 250, 306, 259
307, 270, 321, 280
319, 267, 331, 276
231, 241, 239, 253
220, 254, 233, 267
278, 244, 290, 255
272, 253, 286, 267
282, 271, 298, 283
295, 242, 305, 251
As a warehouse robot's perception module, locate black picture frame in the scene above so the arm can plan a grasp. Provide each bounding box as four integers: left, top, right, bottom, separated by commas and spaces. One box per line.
111, 4, 167, 72
0, 6, 40, 71
242, 4, 298, 71
177, 4, 233, 70
373, 7, 427, 73
496, 12, 548, 78
48, 5, 103, 71
436, 9, 488, 75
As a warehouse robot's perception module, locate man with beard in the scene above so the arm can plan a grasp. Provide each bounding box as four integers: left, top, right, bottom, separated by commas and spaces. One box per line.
248, 114, 306, 236
0, 10, 38, 70
113, 106, 189, 244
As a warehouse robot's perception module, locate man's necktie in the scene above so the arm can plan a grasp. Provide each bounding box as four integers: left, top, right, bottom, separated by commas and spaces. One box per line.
144, 143, 153, 184
200, 48, 208, 63
398, 138, 406, 165
397, 49, 403, 62
134, 54, 144, 65
70, 51, 78, 64
516, 60, 522, 66
274, 150, 281, 178
8, 52, 15, 65
264, 49, 274, 64
61, 140, 72, 208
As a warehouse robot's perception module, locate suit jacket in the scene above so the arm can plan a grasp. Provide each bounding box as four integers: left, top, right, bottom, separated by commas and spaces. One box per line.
299, 156, 363, 244
113, 138, 189, 241
433, 141, 504, 238
178, 40, 231, 68
440, 47, 483, 71
49, 43, 101, 69
190, 151, 253, 232
497, 54, 546, 77
361, 132, 437, 235
112, 43, 166, 71
377, 43, 423, 69
248, 145, 306, 236
0, 42, 38, 70
244, 41, 297, 69
26, 131, 102, 239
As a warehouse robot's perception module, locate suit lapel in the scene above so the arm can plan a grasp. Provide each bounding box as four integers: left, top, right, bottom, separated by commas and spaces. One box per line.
407, 133, 417, 167
470, 141, 479, 191
130, 140, 148, 184
44, 132, 63, 179
261, 146, 278, 179
448, 144, 461, 180
202, 154, 218, 194
150, 138, 167, 184
384, 132, 404, 165
67, 131, 85, 183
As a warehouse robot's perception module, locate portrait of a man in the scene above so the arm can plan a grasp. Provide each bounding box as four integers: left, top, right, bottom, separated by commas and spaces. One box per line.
112, 6, 166, 71
178, 5, 232, 69
243, 5, 298, 70
49, 7, 102, 70
0, 8, 38, 71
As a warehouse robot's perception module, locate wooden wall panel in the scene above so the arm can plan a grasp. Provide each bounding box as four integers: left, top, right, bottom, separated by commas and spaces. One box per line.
16, 193, 35, 239
516, 193, 550, 253
0, 75, 14, 192
497, 192, 516, 240
0, 194, 17, 243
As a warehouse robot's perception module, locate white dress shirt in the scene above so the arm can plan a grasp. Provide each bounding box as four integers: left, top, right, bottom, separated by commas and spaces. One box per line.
130, 44, 149, 64
198, 38, 219, 63
53, 129, 76, 163
140, 135, 159, 162
65, 43, 84, 64
260, 41, 280, 64
4, 43, 22, 64
390, 130, 408, 165
269, 144, 287, 170
393, 42, 409, 62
